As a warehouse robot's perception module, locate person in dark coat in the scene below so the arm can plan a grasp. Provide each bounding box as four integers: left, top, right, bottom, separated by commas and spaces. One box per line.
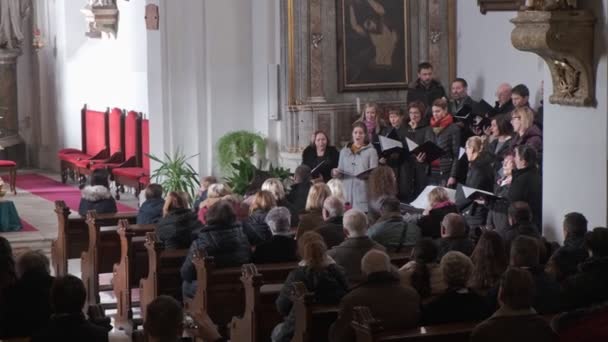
406, 62, 447, 119
286, 165, 312, 215
457, 137, 495, 235
272, 232, 348, 342
181, 200, 251, 299
471, 267, 558, 342
487, 236, 561, 314
329, 250, 420, 342
380, 107, 415, 201
32, 275, 108, 342
486, 155, 515, 234
427, 98, 461, 187
487, 114, 514, 174
510, 106, 542, 160
422, 251, 490, 325
0, 236, 16, 306
416, 187, 459, 239
252, 207, 298, 264
314, 196, 345, 249
367, 196, 421, 252
192, 176, 217, 213
561, 228, 608, 310
556, 212, 589, 266
491, 83, 515, 117
301, 130, 339, 182
0, 250, 54, 338
137, 183, 165, 224
406, 101, 433, 198
551, 301, 608, 342
501, 202, 547, 261
78, 169, 117, 216
449, 78, 477, 146
262, 178, 300, 228
242, 190, 276, 246
156, 192, 202, 250
328, 209, 386, 286
436, 213, 474, 259
509, 145, 542, 229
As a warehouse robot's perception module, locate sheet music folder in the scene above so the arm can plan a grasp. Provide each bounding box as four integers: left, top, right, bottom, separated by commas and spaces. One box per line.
406, 138, 445, 163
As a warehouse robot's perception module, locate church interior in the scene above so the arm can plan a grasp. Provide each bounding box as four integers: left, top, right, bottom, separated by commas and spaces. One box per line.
1, 0, 607, 341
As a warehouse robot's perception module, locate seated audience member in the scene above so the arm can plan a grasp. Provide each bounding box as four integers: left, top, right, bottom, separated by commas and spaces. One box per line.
296, 183, 331, 238
192, 176, 218, 213
315, 196, 346, 248
367, 165, 398, 223
557, 212, 589, 266
329, 250, 420, 342
488, 236, 560, 314
437, 213, 474, 259
157, 192, 202, 249
502, 201, 547, 260
302, 130, 339, 182
471, 268, 558, 342
492, 83, 514, 116
552, 302, 608, 342
1, 250, 54, 338
399, 238, 447, 300
0, 237, 16, 304
486, 155, 515, 234
243, 190, 276, 245
78, 169, 117, 216
416, 187, 458, 238
137, 184, 165, 224
273, 232, 348, 342
252, 207, 298, 264
510, 144, 542, 230
328, 209, 385, 286
262, 178, 299, 226
32, 275, 108, 342
144, 295, 223, 342
545, 248, 580, 285
197, 183, 232, 224
469, 231, 508, 295
423, 251, 490, 325
181, 200, 251, 299
458, 136, 494, 234
562, 227, 608, 310
286, 164, 312, 214
368, 196, 421, 252
327, 178, 352, 210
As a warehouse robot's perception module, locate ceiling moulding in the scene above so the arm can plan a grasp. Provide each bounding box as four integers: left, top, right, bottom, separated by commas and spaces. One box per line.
81, 0, 119, 39
511, 8, 596, 107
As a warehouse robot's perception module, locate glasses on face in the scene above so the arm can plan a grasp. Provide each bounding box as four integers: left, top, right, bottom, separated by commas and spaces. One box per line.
511, 116, 521, 120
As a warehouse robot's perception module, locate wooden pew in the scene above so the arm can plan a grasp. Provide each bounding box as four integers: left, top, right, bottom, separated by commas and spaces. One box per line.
291, 282, 339, 342
81, 211, 123, 307
51, 200, 137, 276
113, 219, 156, 330
139, 231, 189, 323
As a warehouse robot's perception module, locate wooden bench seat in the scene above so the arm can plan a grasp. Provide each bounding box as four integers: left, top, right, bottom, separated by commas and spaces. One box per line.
51, 200, 137, 276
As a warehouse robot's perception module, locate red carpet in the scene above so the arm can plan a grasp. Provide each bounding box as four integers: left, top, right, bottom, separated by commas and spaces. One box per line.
12, 173, 135, 212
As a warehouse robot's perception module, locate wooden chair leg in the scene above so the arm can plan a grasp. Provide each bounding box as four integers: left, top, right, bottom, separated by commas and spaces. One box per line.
10, 167, 16, 195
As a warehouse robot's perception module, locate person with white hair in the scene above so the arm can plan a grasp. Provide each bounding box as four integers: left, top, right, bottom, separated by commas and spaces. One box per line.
328, 209, 385, 285
252, 207, 298, 264
314, 196, 346, 248
493, 83, 514, 116
329, 250, 420, 342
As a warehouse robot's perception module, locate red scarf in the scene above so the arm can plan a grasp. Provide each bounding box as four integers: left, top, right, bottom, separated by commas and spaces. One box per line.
430, 113, 454, 131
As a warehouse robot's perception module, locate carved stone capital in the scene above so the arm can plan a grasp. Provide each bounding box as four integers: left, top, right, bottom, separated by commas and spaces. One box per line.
81, 2, 119, 39
511, 10, 595, 107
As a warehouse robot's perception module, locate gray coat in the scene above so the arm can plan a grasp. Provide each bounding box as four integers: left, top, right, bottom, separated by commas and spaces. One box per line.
367, 215, 421, 252
338, 144, 378, 212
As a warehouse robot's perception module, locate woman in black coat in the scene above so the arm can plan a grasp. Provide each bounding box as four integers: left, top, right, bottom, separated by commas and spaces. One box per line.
156, 192, 203, 249
301, 130, 339, 182
406, 101, 434, 198
487, 114, 514, 174
242, 190, 276, 246
427, 98, 461, 187
78, 169, 117, 216
457, 137, 495, 234
509, 145, 542, 229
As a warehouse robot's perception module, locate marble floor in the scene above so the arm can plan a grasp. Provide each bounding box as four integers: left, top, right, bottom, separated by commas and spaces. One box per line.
0, 169, 142, 341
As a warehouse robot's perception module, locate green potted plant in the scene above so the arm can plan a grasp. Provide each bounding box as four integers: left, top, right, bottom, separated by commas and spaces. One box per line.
216, 131, 266, 172
148, 149, 200, 202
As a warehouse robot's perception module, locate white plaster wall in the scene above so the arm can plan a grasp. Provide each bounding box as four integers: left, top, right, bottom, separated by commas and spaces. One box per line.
456, 1, 545, 107
542, 2, 608, 241
55, 0, 149, 151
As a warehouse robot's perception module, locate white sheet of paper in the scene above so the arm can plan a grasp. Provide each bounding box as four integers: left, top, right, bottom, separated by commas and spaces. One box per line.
406, 138, 419, 152
459, 147, 466, 159
461, 185, 495, 198
409, 186, 456, 209
379, 135, 403, 150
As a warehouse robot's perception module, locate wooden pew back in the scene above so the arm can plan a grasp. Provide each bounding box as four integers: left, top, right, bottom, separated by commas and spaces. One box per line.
139, 232, 189, 322
291, 282, 339, 342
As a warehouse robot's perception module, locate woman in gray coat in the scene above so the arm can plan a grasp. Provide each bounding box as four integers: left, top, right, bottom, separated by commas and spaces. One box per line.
332, 122, 379, 212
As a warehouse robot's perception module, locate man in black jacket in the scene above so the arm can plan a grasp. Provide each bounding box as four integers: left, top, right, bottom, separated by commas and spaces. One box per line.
437, 213, 474, 259
406, 62, 447, 118
492, 83, 515, 116
32, 275, 108, 342
557, 212, 589, 266
252, 207, 298, 264
137, 183, 165, 224
315, 196, 345, 248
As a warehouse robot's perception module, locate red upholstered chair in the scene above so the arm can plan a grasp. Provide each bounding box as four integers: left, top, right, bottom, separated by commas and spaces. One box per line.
113, 118, 150, 199
0, 160, 17, 194
75, 108, 126, 184
57, 105, 109, 183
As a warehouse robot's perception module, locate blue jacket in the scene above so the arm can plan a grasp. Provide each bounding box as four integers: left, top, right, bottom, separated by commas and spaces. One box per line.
181, 222, 251, 298
78, 185, 117, 216
137, 198, 165, 224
